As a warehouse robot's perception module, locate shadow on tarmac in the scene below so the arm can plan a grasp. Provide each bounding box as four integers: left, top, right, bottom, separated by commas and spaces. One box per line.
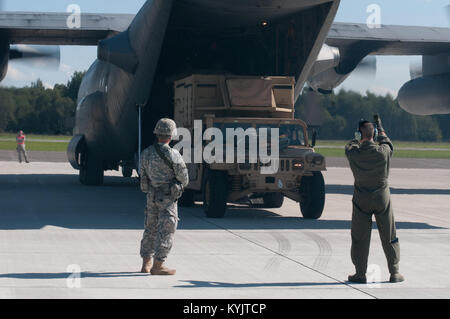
0, 274, 347, 288
0, 272, 146, 279
326, 184, 450, 195
0, 174, 445, 230
173, 280, 344, 288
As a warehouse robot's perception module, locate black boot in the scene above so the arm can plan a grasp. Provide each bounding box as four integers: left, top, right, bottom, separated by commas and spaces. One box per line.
389, 273, 405, 283
348, 273, 367, 283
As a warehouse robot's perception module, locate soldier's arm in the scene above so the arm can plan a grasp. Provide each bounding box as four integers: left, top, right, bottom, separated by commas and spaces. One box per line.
377, 131, 394, 157
139, 153, 150, 193
173, 152, 189, 188
345, 139, 360, 158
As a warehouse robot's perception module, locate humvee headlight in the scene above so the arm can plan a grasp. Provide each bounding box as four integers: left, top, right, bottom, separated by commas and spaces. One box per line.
306, 154, 324, 166
314, 157, 323, 165
292, 160, 304, 170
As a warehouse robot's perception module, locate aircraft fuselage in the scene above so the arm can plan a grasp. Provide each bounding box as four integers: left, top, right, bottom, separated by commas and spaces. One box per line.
70, 0, 341, 183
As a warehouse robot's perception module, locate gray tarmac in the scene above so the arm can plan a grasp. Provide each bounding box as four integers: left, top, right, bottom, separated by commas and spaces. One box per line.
0, 160, 449, 299
0, 150, 68, 163
2, 150, 450, 168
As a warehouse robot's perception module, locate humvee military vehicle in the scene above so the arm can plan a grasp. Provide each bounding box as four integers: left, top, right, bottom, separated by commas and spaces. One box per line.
173, 74, 326, 219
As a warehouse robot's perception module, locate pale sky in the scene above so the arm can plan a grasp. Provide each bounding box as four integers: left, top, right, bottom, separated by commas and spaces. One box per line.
1, 0, 449, 97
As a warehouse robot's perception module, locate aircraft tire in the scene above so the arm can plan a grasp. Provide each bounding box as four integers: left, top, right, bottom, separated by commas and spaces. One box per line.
79, 153, 104, 186
122, 166, 133, 178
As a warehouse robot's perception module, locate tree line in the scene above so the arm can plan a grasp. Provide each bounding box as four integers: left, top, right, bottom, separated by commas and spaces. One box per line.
0, 71, 85, 135
296, 89, 450, 142
1, 71, 449, 142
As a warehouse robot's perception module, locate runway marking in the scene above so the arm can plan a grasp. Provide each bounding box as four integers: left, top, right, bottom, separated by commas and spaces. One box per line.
186, 211, 378, 298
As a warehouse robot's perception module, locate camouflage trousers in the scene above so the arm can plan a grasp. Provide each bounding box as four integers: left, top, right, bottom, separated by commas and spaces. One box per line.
17, 145, 29, 163
140, 194, 178, 262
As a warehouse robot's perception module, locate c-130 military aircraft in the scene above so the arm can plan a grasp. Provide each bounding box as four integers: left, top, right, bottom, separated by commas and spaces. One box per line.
0, 0, 449, 185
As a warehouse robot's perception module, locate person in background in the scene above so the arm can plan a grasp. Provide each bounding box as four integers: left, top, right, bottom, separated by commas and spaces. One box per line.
16, 130, 30, 163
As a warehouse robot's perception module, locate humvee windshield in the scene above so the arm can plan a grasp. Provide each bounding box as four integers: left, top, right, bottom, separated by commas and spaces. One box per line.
256, 124, 306, 146
212, 122, 306, 147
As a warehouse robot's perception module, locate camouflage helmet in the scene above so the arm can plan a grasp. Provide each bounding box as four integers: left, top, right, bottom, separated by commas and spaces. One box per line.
153, 118, 177, 138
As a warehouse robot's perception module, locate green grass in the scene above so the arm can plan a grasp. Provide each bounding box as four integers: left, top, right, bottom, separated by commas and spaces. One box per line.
0, 136, 449, 158
315, 140, 450, 159
316, 140, 450, 150
391, 150, 450, 159
0, 133, 71, 141
0, 141, 69, 152
315, 147, 450, 159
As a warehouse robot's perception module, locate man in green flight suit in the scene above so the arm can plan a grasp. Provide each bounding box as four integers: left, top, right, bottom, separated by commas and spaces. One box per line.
345, 115, 404, 284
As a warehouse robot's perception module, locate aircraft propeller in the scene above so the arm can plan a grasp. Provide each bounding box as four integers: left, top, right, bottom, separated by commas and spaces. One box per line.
9, 45, 61, 70
406, 5, 449, 81
352, 55, 377, 79
299, 87, 326, 127
409, 60, 422, 80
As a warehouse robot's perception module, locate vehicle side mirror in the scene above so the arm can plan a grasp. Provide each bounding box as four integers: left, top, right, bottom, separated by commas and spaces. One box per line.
311, 130, 317, 148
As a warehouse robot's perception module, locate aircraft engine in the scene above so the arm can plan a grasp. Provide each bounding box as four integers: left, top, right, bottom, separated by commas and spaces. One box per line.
306, 44, 376, 94
306, 44, 343, 94
398, 54, 450, 115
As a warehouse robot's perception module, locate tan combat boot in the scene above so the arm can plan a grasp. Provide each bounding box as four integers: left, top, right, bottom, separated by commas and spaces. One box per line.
151, 260, 176, 275
141, 257, 153, 273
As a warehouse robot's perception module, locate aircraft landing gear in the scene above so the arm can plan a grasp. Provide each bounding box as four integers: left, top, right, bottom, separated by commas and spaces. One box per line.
121, 165, 133, 178
79, 152, 104, 186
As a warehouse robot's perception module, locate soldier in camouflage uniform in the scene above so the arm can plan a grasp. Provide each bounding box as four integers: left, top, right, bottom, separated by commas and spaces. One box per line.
345, 115, 404, 284
139, 118, 189, 275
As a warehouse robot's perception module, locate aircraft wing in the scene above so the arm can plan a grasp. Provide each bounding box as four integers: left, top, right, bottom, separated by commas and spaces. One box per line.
0, 12, 135, 45
326, 22, 450, 56
3, 12, 450, 54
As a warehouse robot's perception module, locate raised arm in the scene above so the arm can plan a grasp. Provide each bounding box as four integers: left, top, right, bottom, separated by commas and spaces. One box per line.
374, 115, 394, 155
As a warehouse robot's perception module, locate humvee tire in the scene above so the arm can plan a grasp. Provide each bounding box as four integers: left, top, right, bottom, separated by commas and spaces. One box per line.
122, 166, 133, 178
262, 193, 284, 208
179, 189, 195, 207
203, 170, 228, 218
299, 171, 325, 219
80, 153, 104, 186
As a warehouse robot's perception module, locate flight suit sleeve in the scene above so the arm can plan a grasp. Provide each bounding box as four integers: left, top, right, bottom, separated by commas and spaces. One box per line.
172, 151, 189, 188
140, 153, 150, 193
345, 139, 360, 158
377, 135, 394, 158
